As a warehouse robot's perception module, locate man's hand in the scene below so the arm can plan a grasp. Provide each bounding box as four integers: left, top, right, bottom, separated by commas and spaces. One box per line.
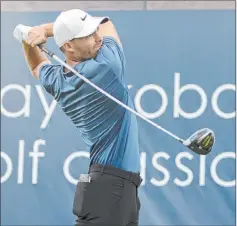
25, 25, 48, 47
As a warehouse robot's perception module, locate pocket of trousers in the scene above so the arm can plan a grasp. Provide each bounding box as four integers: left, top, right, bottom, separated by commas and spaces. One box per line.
74, 176, 125, 218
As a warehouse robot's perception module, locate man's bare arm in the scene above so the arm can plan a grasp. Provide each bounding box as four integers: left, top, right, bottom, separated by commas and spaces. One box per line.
22, 41, 50, 79
41, 23, 54, 38
98, 20, 122, 46
22, 17, 121, 78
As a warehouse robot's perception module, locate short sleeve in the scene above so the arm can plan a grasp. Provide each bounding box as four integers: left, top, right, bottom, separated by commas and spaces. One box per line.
39, 64, 58, 97
95, 37, 126, 81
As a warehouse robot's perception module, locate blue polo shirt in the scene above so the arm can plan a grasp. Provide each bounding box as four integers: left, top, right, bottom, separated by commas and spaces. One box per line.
39, 37, 140, 173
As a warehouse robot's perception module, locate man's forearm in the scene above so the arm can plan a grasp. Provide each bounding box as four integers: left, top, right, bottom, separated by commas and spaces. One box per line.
22, 41, 50, 78
41, 23, 54, 37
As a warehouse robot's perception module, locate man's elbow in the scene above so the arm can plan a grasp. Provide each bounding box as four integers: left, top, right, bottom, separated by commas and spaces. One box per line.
31, 60, 51, 79
32, 69, 39, 79
99, 21, 122, 46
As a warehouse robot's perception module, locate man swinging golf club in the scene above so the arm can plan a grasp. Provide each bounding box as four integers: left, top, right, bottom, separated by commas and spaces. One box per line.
14, 9, 142, 226
13, 7, 215, 226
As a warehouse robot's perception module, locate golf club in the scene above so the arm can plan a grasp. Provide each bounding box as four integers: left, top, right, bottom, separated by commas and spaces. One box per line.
41, 44, 216, 155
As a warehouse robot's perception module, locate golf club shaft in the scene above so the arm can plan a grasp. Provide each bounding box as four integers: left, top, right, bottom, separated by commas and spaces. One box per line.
40, 46, 184, 143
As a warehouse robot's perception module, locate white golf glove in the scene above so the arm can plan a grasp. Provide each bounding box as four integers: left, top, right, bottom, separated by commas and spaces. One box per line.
13, 24, 32, 43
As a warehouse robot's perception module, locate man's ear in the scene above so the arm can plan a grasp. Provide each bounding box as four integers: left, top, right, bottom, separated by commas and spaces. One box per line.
63, 42, 73, 53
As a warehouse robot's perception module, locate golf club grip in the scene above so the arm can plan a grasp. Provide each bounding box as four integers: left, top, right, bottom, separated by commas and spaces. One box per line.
38, 44, 44, 49
38, 44, 54, 57
41, 46, 183, 142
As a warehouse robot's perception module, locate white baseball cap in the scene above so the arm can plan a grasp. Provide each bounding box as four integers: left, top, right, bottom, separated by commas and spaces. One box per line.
53, 9, 109, 47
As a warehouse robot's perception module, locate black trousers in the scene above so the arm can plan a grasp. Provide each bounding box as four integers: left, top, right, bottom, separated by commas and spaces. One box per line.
73, 164, 142, 226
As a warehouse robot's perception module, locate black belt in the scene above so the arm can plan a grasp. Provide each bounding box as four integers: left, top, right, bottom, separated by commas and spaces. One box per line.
89, 164, 143, 187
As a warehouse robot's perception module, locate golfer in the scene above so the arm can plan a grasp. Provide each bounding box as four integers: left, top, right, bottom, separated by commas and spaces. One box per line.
16, 9, 142, 226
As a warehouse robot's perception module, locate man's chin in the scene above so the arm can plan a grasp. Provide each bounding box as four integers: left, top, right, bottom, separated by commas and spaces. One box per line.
81, 51, 99, 61
92, 51, 99, 59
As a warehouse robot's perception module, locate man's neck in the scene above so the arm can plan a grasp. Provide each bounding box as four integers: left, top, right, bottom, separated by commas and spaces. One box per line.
64, 57, 81, 73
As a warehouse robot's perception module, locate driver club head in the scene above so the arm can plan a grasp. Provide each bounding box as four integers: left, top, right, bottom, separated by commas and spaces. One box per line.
182, 128, 215, 155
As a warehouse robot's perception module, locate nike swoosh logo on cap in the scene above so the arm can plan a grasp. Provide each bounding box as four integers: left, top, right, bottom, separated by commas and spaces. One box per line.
81, 14, 87, 21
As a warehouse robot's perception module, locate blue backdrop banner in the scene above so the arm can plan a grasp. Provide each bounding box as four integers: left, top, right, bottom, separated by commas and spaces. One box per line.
1, 10, 236, 225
